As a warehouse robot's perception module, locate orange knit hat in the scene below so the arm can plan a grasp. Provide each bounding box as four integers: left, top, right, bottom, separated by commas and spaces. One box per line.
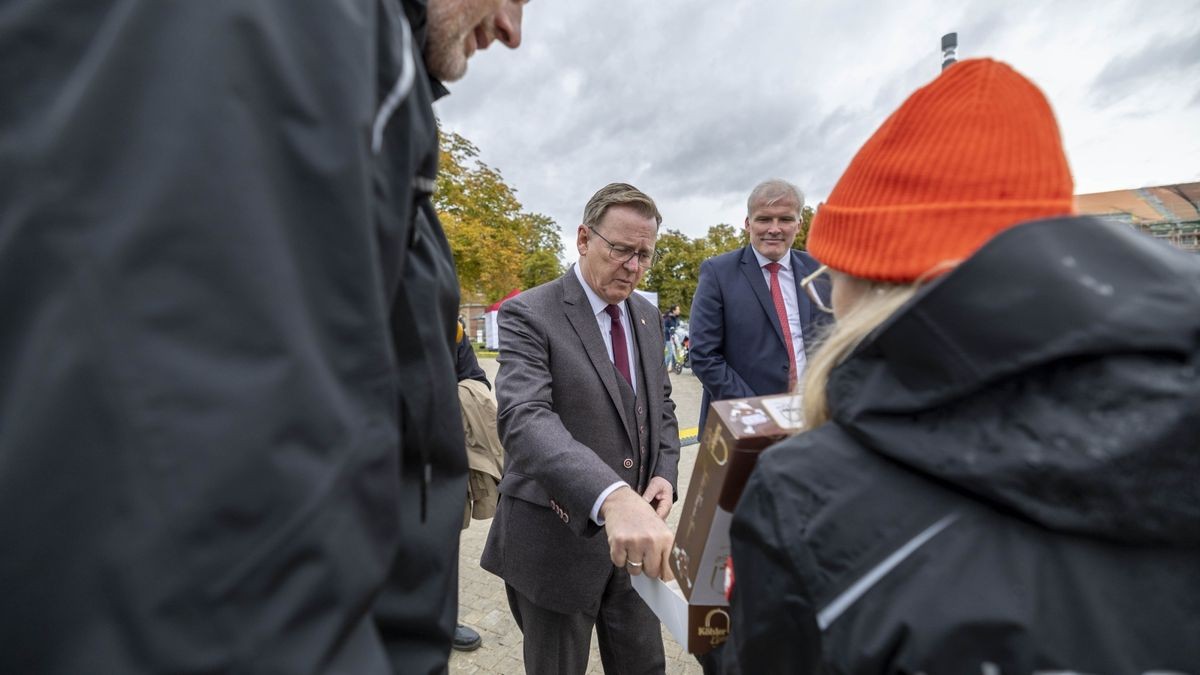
808, 58, 1075, 282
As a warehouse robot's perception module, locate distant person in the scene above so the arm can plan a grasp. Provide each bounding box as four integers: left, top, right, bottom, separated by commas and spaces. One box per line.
0, 1, 531, 673
482, 183, 681, 675
689, 179, 833, 435
452, 333, 505, 653
663, 304, 681, 368
709, 58, 1200, 674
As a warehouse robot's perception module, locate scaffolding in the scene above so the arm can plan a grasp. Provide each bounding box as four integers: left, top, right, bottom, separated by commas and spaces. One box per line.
1076, 182, 1200, 254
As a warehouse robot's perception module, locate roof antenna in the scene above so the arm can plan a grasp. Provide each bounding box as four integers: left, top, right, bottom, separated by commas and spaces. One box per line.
941, 32, 958, 70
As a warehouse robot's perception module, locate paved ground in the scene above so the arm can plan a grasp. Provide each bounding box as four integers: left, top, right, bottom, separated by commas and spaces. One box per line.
450, 357, 706, 675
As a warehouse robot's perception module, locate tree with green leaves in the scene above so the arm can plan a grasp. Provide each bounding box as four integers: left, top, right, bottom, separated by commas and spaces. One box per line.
793, 205, 815, 251
640, 203, 813, 317
698, 223, 745, 259
642, 228, 696, 316
642, 223, 748, 317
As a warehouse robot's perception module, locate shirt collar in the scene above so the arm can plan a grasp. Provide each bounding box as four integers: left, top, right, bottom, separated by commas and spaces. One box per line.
751, 246, 791, 271
573, 262, 623, 318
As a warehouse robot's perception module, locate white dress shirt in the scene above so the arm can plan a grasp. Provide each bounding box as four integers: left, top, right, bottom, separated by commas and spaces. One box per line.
751, 248, 808, 375
573, 263, 638, 524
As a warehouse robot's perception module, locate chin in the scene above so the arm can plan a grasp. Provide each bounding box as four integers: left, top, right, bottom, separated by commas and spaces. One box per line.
426, 52, 468, 83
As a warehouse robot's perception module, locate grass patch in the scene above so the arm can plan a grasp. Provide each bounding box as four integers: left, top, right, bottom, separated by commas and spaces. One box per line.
471, 343, 499, 358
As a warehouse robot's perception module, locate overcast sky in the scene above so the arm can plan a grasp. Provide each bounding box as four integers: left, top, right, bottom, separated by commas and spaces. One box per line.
434, 0, 1200, 249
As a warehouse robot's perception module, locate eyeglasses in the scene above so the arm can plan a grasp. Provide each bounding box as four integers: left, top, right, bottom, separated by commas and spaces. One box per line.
588, 226, 657, 268
800, 264, 833, 314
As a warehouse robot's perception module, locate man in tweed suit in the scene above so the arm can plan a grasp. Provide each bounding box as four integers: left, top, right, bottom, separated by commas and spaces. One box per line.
481, 183, 680, 675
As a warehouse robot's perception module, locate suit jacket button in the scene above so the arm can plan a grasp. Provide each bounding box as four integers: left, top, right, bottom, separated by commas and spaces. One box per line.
563, 513, 570, 524
623, 458, 634, 469
637, 406, 644, 415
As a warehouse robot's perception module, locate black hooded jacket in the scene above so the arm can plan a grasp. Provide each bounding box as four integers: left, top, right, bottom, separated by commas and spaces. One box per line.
714, 217, 1200, 674
1, 1, 463, 673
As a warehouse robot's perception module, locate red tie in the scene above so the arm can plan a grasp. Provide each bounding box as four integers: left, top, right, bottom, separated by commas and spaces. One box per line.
764, 262, 797, 390
605, 304, 633, 387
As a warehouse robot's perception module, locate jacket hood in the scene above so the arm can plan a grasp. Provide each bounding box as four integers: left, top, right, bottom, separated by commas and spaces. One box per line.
828, 216, 1200, 544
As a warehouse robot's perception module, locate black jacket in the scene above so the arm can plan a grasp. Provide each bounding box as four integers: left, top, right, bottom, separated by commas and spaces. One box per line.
713, 217, 1200, 674
457, 333, 490, 387
0, 2, 463, 673
664, 312, 680, 341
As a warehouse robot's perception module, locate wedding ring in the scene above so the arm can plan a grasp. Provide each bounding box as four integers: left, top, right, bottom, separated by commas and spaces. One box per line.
627, 560, 643, 568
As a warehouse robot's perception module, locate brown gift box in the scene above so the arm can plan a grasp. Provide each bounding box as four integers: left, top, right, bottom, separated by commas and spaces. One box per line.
631, 393, 803, 654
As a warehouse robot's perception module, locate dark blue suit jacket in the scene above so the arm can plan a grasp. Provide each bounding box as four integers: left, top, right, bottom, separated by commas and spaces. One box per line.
689, 246, 833, 435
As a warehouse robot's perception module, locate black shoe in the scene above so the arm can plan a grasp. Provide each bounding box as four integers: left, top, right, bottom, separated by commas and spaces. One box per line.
452, 623, 482, 652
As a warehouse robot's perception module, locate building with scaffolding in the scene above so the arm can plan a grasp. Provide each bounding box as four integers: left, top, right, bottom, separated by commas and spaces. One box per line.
1075, 182, 1200, 253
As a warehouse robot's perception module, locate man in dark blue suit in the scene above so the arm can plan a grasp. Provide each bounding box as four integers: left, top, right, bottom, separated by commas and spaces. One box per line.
690, 179, 834, 435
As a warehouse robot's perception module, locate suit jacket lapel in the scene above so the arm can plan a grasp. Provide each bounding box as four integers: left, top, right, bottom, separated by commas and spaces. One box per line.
629, 298, 657, 389
628, 298, 662, 472
561, 270, 632, 434
739, 246, 787, 348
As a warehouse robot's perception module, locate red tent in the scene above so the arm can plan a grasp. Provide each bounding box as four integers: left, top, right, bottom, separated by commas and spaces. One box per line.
487, 288, 521, 313
484, 289, 521, 349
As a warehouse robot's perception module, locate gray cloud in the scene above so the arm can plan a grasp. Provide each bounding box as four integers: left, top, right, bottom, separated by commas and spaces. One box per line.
435, 0, 1200, 247
1089, 27, 1200, 106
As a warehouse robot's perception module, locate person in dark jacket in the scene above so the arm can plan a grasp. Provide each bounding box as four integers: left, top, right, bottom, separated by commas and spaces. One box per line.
708, 59, 1200, 674
450, 332, 494, 652
0, 1, 527, 674
375, 4, 531, 671
663, 305, 681, 368
457, 331, 491, 387
689, 179, 833, 436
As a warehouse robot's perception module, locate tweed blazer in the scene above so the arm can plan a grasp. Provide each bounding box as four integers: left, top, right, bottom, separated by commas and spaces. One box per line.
481, 268, 680, 614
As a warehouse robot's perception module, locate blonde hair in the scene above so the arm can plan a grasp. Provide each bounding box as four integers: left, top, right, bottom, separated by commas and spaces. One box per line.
801, 282, 921, 429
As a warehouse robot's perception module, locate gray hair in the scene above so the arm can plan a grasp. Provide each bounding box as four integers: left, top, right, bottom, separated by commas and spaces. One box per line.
747, 179, 805, 215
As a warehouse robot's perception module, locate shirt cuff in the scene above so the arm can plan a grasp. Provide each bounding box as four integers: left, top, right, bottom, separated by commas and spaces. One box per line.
591, 481, 627, 525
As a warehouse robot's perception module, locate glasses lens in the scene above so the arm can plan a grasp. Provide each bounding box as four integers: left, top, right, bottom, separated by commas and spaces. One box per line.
608, 247, 655, 268
804, 268, 833, 313
592, 226, 655, 268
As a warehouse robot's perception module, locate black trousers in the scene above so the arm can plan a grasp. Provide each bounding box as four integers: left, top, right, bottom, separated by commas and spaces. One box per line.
505, 567, 666, 675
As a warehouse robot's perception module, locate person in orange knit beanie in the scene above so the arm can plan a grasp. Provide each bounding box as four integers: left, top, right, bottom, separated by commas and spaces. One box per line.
704, 58, 1200, 674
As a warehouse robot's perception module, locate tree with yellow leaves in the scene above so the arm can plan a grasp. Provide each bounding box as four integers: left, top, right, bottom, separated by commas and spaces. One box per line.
435, 128, 563, 303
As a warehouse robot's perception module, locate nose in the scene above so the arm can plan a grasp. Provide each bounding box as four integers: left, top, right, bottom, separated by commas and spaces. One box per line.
493, 1, 524, 48
621, 255, 641, 272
